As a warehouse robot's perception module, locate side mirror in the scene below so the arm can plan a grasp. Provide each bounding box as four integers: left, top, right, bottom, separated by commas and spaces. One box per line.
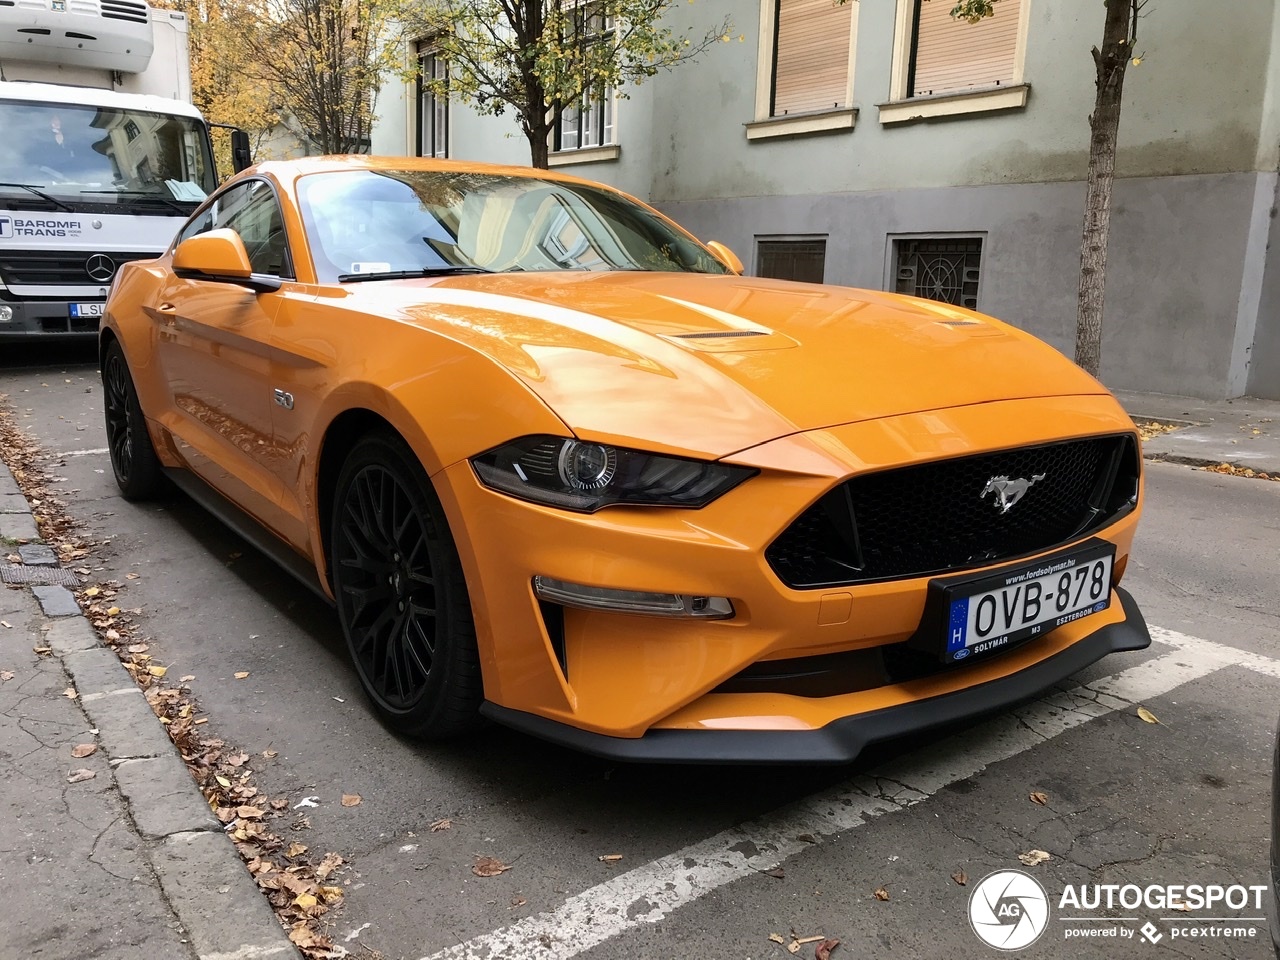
173, 229, 280, 292
230, 129, 253, 172
705, 240, 744, 275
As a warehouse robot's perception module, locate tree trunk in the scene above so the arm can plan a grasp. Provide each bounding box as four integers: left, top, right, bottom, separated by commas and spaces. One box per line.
528, 132, 550, 169
1075, 0, 1134, 377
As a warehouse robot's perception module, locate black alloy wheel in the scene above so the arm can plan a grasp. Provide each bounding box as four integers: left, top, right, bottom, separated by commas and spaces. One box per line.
102, 340, 162, 500
330, 432, 482, 738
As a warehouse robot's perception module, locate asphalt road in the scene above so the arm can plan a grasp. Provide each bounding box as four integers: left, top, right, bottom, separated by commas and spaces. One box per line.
2, 341, 1278, 960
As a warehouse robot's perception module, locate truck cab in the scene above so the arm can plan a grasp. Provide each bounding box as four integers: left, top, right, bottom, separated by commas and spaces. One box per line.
0, 2, 219, 338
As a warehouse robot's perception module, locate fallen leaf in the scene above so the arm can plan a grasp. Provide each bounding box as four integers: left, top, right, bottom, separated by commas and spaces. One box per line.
1171, 899, 1191, 912
472, 856, 512, 877
126, 573, 140, 580
797, 833, 817, 844
951, 869, 968, 886
66, 768, 96, 783
104, 629, 120, 642
815, 938, 840, 960
1018, 849, 1051, 866
285, 841, 308, 858
598, 854, 623, 863
106, 606, 120, 616
237, 805, 265, 820
83, 587, 100, 597
340, 793, 362, 807
127, 643, 148, 654
271, 798, 290, 810
63, 687, 77, 700
263, 749, 278, 759
873, 887, 889, 901
430, 818, 452, 832
233, 671, 250, 680
32, 647, 51, 655
71, 743, 97, 758
147, 665, 167, 678
768, 933, 785, 945
0, 670, 13, 682
1029, 791, 1049, 805
215, 775, 232, 788
314, 853, 344, 880
292, 893, 318, 909
1137, 706, 1160, 724
318, 885, 344, 902
179, 675, 195, 683
762, 866, 785, 879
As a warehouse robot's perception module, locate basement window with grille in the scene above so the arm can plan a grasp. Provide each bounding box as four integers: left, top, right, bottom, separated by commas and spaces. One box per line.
892, 236, 982, 310
757, 238, 826, 284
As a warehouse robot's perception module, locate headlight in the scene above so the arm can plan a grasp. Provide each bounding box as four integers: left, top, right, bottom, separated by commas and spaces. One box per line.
471, 435, 755, 512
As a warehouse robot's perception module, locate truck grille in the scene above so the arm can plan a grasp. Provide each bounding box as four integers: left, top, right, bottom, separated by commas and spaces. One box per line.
0, 251, 156, 285
766, 434, 1140, 588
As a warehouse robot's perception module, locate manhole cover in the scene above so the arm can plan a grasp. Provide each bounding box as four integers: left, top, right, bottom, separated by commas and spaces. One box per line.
1, 564, 81, 587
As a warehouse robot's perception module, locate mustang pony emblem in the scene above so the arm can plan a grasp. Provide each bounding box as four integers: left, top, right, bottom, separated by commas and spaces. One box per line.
981, 474, 1047, 514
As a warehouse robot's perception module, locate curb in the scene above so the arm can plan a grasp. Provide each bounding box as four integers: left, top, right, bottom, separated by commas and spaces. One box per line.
0, 461, 298, 960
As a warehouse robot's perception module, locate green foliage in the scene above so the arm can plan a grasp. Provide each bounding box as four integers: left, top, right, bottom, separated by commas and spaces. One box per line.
947, 0, 1000, 24
405, 1, 730, 166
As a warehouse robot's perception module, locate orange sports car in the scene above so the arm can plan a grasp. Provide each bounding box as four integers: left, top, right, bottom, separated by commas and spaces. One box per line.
100, 156, 1149, 763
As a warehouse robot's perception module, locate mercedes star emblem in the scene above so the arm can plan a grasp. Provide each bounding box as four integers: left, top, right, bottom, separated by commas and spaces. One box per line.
85, 254, 115, 283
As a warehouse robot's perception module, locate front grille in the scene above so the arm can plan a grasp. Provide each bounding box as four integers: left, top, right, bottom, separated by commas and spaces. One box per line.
767, 434, 1139, 588
0, 251, 155, 285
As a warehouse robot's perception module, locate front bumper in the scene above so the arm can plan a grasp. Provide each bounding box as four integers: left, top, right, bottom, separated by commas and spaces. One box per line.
0, 296, 103, 337
480, 587, 1149, 763
434, 394, 1146, 754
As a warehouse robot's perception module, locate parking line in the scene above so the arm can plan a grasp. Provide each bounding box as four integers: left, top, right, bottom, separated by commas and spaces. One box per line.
421, 629, 1280, 960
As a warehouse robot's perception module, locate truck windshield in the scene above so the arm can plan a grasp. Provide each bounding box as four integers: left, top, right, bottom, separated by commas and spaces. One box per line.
0, 100, 215, 212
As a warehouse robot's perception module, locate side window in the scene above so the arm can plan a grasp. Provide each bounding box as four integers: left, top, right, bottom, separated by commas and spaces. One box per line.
211, 180, 294, 278
176, 205, 214, 246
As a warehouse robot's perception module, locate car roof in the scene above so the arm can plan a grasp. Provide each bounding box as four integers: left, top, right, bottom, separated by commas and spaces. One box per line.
247, 155, 616, 193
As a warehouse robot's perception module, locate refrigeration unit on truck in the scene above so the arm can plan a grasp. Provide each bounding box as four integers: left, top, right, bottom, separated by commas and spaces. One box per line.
0, 0, 247, 338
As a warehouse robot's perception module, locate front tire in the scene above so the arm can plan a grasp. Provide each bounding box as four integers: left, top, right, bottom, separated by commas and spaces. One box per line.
330, 432, 482, 739
102, 340, 162, 501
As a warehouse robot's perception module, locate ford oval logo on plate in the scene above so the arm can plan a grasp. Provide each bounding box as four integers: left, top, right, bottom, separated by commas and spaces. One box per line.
953, 648, 971, 660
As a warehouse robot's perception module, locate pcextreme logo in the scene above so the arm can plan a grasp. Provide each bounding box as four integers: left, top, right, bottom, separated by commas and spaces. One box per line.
968, 873, 1269, 950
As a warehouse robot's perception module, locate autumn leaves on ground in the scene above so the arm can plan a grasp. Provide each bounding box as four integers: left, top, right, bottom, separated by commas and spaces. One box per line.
0, 398, 350, 958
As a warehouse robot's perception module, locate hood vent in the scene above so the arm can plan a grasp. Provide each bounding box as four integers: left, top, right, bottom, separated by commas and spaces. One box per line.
675, 330, 769, 340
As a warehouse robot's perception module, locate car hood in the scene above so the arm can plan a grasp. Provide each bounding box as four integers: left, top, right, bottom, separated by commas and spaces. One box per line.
364, 271, 1108, 459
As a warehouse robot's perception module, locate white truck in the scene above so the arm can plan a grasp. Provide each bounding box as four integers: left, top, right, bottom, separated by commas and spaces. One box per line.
0, 0, 247, 338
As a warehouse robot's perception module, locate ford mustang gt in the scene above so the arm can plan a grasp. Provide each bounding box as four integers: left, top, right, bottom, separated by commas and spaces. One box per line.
99, 156, 1150, 763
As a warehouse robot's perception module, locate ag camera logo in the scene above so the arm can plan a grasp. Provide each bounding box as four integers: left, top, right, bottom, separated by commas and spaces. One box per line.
969, 869, 1050, 950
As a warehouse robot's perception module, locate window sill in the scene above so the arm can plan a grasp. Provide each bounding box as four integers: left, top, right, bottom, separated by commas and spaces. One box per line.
877, 84, 1029, 125
745, 108, 857, 141
548, 144, 621, 167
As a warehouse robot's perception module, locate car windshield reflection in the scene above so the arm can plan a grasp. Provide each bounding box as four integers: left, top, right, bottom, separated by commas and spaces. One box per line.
297, 169, 729, 282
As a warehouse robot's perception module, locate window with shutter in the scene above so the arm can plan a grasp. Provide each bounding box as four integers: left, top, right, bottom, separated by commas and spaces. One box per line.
772, 0, 854, 116
415, 43, 448, 159
910, 0, 1021, 97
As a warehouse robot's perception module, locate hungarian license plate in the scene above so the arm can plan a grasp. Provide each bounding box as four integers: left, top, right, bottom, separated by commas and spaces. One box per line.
939, 540, 1115, 662
69, 302, 104, 318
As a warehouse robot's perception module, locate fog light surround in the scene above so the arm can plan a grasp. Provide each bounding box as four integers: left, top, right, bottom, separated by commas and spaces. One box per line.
0, 305, 13, 323
533, 576, 734, 620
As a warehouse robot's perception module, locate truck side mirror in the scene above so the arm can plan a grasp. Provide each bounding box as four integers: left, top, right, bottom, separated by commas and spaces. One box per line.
231, 129, 253, 172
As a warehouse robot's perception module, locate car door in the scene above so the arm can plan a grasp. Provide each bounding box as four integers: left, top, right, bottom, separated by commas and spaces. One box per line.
152, 178, 298, 533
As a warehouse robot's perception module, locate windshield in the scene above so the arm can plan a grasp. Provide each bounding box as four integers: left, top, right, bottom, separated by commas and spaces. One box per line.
297, 169, 729, 281
0, 100, 215, 212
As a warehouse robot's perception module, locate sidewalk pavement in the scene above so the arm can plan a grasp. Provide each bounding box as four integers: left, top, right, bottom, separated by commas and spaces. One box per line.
0, 466, 295, 959
0, 390, 1275, 960
1116, 390, 1280, 477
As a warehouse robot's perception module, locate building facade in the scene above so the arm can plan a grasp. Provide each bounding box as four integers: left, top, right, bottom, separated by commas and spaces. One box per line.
371, 0, 1280, 400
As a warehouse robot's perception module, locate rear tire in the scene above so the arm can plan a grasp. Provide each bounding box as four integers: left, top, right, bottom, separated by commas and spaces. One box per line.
330, 431, 482, 739
102, 340, 162, 501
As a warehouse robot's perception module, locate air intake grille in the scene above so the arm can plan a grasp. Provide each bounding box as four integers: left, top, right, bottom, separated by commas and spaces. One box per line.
100, 0, 148, 22
766, 435, 1140, 588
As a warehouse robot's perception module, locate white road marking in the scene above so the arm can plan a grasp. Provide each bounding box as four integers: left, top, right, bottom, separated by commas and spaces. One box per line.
421, 629, 1280, 960
53, 447, 109, 458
